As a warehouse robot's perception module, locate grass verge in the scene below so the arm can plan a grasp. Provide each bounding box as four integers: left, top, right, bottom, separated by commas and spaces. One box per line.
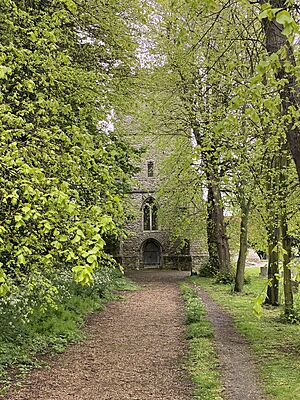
0, 275, 138, 396
191, 268, 300, 400
180, 283, 223, 400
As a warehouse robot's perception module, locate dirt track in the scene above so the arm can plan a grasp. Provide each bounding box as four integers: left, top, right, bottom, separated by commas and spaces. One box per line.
195, 286, 265, 400
5, 270, 266, 400
6, 270, 192, 400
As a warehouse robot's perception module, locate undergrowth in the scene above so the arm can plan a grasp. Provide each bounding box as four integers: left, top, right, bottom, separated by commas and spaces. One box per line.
0, 268, 138, 396
180, 283, 223, 400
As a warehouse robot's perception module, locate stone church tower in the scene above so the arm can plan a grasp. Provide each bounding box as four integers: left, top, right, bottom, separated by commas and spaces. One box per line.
119, 134, 203, 270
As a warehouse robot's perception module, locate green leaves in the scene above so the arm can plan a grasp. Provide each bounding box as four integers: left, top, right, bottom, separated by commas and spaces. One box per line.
276, 10, 292, 25
0, 0, 139, 315
253, 294, 264, 318
0, 65, 11, 79
245, 108, 260, 124
72, 265, 94, 285
62, 0, 77, 13
276, 10, 298, 37
87, 254, 97, 264
0, 269, 10, 297
259, 4, 282, 21
259, 4, 298, 39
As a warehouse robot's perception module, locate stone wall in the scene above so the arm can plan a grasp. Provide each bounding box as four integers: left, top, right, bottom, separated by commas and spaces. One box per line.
119, 133, 203, 271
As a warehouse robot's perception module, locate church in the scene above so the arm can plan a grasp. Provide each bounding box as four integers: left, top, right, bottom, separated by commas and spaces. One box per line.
118, 137, 204, 271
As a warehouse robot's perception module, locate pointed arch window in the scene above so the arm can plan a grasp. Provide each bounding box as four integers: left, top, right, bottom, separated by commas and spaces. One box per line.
143, 198, 158, 231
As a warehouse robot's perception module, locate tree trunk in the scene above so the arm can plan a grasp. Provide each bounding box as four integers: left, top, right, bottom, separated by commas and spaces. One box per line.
260, 0, 300, 181
192, 124, 231, 275
206, 176, 231, 274
281, 209, 293, 315
265, 228, 280, 306
234, 197, 251, 292
207, 183, 221, 273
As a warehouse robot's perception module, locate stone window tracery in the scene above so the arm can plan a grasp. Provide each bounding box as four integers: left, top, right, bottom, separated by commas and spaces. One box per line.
143, 198, 158, 231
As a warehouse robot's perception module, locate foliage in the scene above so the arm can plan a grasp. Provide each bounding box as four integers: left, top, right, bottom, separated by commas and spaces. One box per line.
0, 0, 141, 313
198, 260, 217, 278
136, 0, 300, 307
278, 307, 300, 324
157, 135, 207, 247
214, 271, 235, 285
180, 283, 222, 400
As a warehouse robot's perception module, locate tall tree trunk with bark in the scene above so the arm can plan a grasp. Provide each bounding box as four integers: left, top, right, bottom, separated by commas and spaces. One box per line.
234, 196, 251, 292
265, 226, 280, 306
281, 212, 293, 315
278, 149, 293, 315
207, 183, 221, 273
192, 124, 231, 274
260, 0, 300, 180
206, 174, 231, 274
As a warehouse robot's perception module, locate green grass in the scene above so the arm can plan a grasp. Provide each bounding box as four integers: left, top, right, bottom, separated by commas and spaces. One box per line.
191, 268, 300, 400
180, 283, 223, 400
0, 275, 138, 396
113, 276, 140, 292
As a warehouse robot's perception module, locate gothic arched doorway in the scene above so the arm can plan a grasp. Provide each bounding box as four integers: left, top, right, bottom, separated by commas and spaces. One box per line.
143, 239, 161, 266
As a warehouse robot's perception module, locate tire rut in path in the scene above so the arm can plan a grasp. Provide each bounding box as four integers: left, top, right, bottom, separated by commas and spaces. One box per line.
195, 286, 265, 400
6, 270, 193, 400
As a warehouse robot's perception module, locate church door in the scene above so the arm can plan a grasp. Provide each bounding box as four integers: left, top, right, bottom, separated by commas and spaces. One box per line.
143, 241, 160, 266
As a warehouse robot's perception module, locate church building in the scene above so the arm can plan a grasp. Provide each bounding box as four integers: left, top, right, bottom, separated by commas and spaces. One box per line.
119, 137, 203, 270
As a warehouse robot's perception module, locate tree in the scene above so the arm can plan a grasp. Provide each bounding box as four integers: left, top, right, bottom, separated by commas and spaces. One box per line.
138, 0, 238, 274
258, 2, 300, 180
0, 0, 140, 310
144, 0, 300, 309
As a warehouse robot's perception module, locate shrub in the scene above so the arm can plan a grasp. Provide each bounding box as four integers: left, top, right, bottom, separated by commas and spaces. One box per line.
198, 260, 217, 278
214, 271, 235, 285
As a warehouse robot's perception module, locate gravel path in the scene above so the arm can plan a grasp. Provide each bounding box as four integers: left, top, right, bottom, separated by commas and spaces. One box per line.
195, 286, 266, 400
6, 270, 192, 400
